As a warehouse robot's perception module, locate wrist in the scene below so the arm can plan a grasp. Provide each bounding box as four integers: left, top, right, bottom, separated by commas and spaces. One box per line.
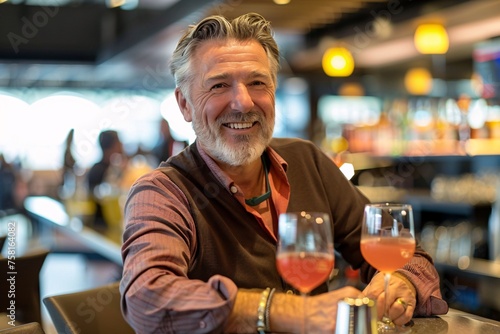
267, 292, 303, 333
393, 271, 417, 297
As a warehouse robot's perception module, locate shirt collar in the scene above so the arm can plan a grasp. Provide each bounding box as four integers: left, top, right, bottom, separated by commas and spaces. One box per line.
195, 140, 288, 193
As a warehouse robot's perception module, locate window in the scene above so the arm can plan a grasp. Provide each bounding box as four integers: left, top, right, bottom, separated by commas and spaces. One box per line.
0, 89, 194, 170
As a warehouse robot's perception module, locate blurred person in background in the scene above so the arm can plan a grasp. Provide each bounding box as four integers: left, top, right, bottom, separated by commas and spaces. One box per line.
151, 118, 187, 165
59, 129, 77, 200
0, 154, 28, 214
86, 130, 126, 228
0, 154, 17, 212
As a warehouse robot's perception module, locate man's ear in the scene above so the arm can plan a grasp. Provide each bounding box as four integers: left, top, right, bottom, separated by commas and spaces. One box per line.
175, 88, 192, 122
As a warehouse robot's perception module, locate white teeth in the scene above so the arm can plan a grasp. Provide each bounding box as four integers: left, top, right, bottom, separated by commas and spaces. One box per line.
226, 122, 253, 129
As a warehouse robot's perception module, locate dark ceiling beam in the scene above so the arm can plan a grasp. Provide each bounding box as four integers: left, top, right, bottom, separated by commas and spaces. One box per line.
0, 4, 108, 63
304, 0, 472, 47
96, 0, 219, 63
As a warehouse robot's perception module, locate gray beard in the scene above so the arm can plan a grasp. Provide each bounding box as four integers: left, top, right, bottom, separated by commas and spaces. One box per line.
211, 134, 267, 166
192, 113, 273, 166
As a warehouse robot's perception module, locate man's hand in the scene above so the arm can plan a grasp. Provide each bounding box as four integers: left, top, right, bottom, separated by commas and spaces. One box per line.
362, 272, 416, 326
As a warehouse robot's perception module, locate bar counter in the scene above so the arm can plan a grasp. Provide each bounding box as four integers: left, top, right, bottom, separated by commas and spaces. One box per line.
23, 196, 500, 332
411, 308, 500, 333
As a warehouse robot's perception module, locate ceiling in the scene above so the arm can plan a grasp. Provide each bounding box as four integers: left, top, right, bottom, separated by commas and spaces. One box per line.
1, 0, 500, 90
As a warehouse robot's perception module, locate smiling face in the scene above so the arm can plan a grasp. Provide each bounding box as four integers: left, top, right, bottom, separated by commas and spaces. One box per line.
175, 38, 276, 167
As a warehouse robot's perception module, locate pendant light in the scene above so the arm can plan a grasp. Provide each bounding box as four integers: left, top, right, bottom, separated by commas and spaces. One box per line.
414, 23, 449, 54
404, 67, 433, 95
322, 46, 355, 77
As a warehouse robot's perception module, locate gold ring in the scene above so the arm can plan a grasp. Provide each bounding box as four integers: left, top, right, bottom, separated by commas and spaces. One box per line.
396, 298, 408, 311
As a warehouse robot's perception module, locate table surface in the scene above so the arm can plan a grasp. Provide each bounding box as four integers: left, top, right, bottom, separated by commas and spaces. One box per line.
24, 195, 123, 265
22, 196, 500, 332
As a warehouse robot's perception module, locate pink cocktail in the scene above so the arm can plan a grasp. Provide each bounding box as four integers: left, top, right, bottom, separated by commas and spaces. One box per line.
360, 237, 415, 273
277, 251, 334, 293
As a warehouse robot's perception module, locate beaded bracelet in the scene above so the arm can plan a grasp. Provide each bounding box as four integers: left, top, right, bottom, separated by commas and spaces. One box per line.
256, 288, 276, 333
257, 288, 271, 334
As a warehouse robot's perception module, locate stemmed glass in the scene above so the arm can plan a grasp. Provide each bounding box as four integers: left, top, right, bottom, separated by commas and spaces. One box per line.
360, 203, 416, 333
276, 211, 335, 334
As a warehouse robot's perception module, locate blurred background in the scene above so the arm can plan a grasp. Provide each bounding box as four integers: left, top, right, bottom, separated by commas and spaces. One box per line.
1, 0, 500, 331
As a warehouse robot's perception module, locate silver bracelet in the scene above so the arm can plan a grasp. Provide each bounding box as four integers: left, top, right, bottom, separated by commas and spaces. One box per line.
256, 288, 271, 334
265, 288, 276, 330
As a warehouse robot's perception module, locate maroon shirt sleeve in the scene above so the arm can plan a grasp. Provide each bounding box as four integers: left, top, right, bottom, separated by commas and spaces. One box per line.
120, 170, 238, 333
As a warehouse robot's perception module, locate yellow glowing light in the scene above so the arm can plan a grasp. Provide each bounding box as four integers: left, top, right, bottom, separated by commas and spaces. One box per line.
106, 0, 138, 9
322, 47, 355, 77
273, 0, 291, 4
404, 67, 433, 95
107, 0, 125, 8
414, 23, 449, 54
338, 82, 365, 96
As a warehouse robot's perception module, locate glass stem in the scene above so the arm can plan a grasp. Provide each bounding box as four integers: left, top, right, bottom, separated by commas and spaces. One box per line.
301, 293, 307, 334
383, 272, 392, 323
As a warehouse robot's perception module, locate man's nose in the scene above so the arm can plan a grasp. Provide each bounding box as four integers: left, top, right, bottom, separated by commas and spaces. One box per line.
230, 84, 254, 112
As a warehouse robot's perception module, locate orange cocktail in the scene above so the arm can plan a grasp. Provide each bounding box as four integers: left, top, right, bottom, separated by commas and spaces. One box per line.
360, 237, 415, 273
276, 252, 334, 293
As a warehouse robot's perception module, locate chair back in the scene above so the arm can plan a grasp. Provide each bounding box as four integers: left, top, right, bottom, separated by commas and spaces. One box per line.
43, 281, 134, 334
0, 249, 49, 326
0, 322, 46, 334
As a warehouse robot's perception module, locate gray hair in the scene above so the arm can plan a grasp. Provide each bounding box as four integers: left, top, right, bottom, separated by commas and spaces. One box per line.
169, 12, 280, 97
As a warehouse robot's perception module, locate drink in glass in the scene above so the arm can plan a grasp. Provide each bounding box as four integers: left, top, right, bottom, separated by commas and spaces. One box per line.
276, 211, 334, 333
361, 203, 416, 333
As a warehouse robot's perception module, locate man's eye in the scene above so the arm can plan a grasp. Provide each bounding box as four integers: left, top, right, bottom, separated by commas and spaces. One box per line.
250, 81, 265, 86
211, 83, 226, 90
